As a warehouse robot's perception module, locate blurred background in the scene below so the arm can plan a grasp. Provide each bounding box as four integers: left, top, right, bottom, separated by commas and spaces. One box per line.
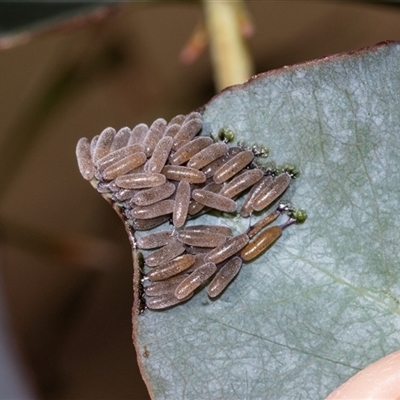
0, 2, 400, 399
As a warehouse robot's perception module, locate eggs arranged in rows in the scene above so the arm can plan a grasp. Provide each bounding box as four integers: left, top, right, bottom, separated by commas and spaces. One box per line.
76, 112, 306, 311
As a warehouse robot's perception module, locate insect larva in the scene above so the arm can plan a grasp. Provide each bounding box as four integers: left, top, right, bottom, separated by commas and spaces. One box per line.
185, 246, 212, 255
129, 123, 148, 146
107, 180, 120, 192
102, 152, 147, 180
184, 111, 202, 122
143, 118, 167, 156
202, 146, 241, 179
174, 262, 217, 300
241, 225, 282, 261
137, 230, 174, 249
116, 172, 166, 189
219, 168, 264, 199
172, 118, 203, 150
96, 144, 145, 170
146, 292, 193, 310
131, 182, 175, 206
161, 165, 206, 184
145, 136, 174, 173
93, 127, 116, 162
246, 202, 291, 238
192, 189, 237, 213
146, 254, 196, 281
252, 173, 291, 212
168, 114, 185, 126
187, 253, 207, 272
208, 257, 242, 298
113, 188, 138, 201
144, 239, 186, 267
183, 224, 233, 237
178, 230, 227, 247
163, 123, 181, 138
97, 181, 112, 193
173, 181, 191, 228
204, 233, 249, 264
213, 150, 254, 184
187, 142, 228, 170
188, 182, 222, 216
131, 215, 170, 231
90, 135, 99, 158
240, 176, 273, 217
76, 137, 95, 180
145, 275, 188, 297
110, 127, 131, 152
131, 199, 175, 219
169, 137, 213, 165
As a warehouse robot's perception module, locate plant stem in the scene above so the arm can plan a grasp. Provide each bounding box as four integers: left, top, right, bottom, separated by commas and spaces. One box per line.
203, 0, 253, 91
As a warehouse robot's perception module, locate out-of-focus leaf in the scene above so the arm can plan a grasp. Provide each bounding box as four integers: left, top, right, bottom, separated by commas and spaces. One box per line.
133, 41, 400, 399
0, 3, 119, 49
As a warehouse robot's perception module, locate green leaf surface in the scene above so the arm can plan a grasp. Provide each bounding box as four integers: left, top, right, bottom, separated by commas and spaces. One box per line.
135, 42, 400, 399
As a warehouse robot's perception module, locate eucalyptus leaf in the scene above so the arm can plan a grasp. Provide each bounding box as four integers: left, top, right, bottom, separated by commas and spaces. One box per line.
134, 41, 400, 399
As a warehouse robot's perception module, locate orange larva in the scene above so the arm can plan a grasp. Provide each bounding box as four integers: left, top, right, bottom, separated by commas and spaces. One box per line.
177, 230, 227, 247
137, 230, 175, 249
187, 142, 228, 170
207, 257, 242, 298
173, 180, 191, 228
188, 182, 222, 215
146, 254, 196, 281
172, 118, 203, 151
204, 233, 249, 264
213, 150, 254, 184
240, 176, 273, 217
129, 123, 148, 146
131, 199, 175, 219
144, 275, 188, 297
93, 127, 116, 162
252, 173, 291, 212
183, 224, 233, 237
219, 168, 264, 199
143, 118, 167, 156
202, 146, 241, 179
131, 182, 175, 206
144, 239, 186, 267
110, 127, 131, 152
102, 152, 147, 180
241, 225, 282, 261
116, 172, 166, 189
145, 136, 174, 173
146, 292, 193, 310
161, 165, 206, 184
76, 137, 95, 180
96, 144, 145, 170
169, 137, 213, 165
131, 215, 170, 231
191, 189, 237, 213
174, 262, 217, 300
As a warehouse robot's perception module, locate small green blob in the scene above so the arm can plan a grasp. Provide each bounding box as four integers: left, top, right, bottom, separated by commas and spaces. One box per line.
218, 128, 235, 143
288, 208, 307, 223
277, 163, 300, 179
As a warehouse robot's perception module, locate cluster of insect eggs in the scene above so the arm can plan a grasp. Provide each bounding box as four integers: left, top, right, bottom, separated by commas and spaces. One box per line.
76, 112, 306, 311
